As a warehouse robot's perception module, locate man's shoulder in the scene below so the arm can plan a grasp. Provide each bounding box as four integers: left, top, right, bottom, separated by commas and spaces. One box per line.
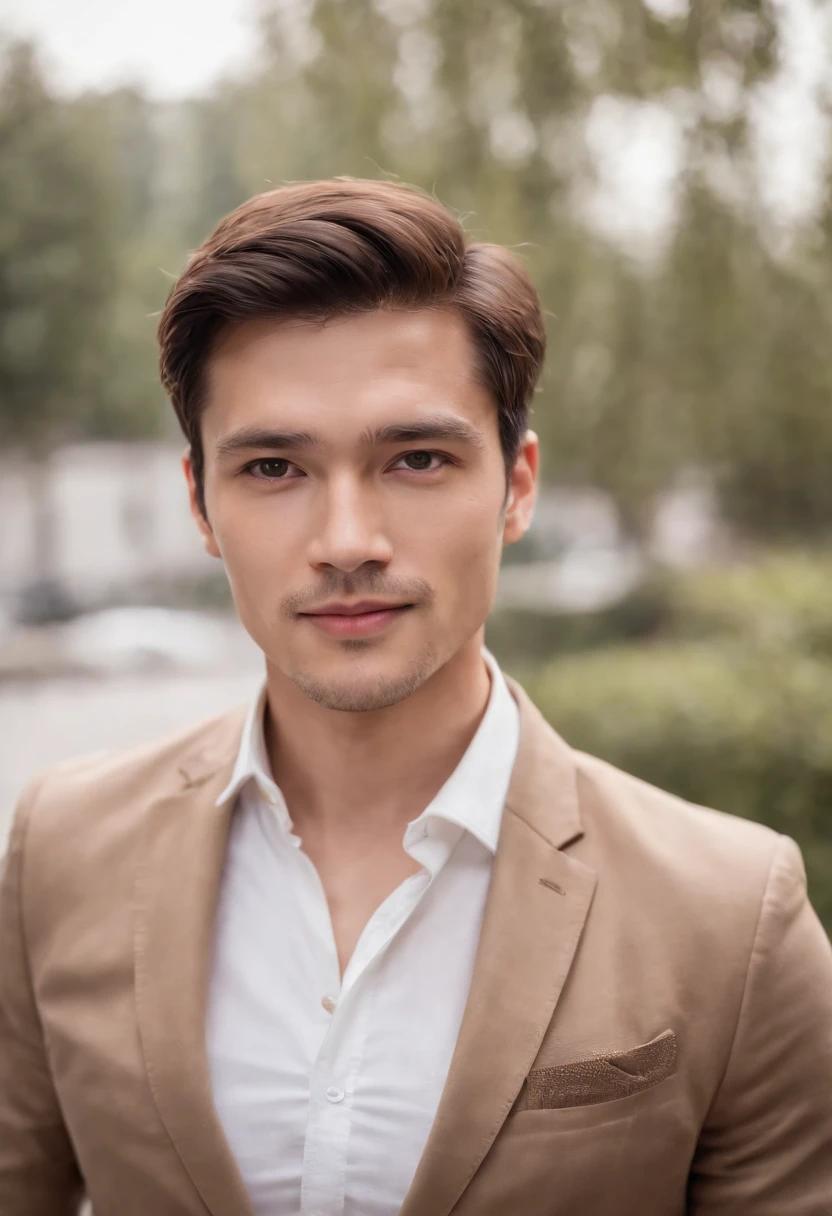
9, 702, 248, 856
571, 745, 792, 909
512, 674, 787, 895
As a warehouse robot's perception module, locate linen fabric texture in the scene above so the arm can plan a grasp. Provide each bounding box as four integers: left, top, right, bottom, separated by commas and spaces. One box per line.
1, 674, 832, 1215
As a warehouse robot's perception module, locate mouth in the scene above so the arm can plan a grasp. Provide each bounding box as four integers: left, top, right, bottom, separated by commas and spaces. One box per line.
298, 601, 414, 639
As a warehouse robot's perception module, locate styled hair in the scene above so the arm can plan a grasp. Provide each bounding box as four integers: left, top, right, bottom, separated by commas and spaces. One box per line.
158, 178, 546, 517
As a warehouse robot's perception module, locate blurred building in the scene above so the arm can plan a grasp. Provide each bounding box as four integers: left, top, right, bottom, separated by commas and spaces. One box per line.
0, 443, 212, 612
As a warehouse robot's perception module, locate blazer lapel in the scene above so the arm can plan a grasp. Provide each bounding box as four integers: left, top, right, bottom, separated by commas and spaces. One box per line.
398, 682, 597, 1216
133, 707, 257, 1216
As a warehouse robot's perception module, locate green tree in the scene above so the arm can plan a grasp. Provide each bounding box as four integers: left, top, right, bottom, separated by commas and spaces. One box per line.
0, 41, 120, 578
220, 0, 790, 538
75, 85, 174, 444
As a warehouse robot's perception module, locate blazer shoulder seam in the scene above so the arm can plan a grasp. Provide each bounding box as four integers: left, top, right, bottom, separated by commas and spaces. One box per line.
7, 767, 52, 861
2, 771, 51, 1040
702, 833, 788, 1113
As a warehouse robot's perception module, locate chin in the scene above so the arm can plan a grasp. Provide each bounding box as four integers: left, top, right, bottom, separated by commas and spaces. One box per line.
289, 647, 437, 713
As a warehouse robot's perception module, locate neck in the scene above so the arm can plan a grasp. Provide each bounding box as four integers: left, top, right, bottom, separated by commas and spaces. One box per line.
263, 634, 492, 834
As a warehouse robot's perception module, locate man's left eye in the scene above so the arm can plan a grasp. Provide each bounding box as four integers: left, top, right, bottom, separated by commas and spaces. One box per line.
397, 451, 443, 471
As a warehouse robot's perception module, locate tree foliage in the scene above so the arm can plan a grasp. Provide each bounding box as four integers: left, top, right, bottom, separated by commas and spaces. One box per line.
0, 43, 119, 452
2, 2, 832, 538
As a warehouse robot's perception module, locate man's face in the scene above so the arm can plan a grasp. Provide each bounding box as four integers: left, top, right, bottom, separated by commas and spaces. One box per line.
186, 308, 537, 711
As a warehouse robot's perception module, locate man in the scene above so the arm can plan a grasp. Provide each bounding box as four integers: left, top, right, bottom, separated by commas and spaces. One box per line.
1, 179, 831, 1216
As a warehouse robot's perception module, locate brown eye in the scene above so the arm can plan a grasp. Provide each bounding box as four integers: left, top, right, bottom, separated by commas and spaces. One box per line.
402, 451, 435, 471
253, 459, 290, 478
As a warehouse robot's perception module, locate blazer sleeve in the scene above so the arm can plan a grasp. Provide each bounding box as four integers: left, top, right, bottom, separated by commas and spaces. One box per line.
688, 834, 832, 1213
0, 777, 86, 1216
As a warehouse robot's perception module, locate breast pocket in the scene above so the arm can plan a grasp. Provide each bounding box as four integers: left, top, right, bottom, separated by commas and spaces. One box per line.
451, 1031, 691, 1216
518, 1028, 677, 1112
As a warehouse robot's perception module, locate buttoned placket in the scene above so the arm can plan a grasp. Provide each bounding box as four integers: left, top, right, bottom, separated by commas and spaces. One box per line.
255, 783, 458, 1216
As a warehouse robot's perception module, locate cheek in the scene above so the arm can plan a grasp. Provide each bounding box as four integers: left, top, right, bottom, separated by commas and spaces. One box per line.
409, 496, 502, 589
211, 501, 294, 593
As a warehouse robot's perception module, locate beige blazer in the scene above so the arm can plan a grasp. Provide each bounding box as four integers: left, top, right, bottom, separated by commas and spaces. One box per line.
2, 679, 831, 1216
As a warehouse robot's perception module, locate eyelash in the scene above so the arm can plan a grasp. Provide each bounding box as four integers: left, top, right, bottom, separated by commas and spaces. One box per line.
242, 451, 454, 481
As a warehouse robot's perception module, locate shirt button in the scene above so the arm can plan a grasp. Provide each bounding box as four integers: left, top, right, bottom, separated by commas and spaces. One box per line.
321, 995, 337, 1014
326, 1086, 345, 1103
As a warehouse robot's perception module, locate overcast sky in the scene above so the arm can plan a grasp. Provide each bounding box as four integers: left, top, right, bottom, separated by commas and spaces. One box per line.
0, 0, 262, 98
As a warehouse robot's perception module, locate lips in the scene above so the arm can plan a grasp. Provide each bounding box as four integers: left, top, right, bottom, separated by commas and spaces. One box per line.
303, 601, 407, 617
299, 602, 412, 638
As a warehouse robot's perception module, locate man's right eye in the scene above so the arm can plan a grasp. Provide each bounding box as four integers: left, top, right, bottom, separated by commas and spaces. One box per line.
247, 458, 293, 479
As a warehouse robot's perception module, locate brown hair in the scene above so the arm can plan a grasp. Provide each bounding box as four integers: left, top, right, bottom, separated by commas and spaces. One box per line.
158, 178, 546, 517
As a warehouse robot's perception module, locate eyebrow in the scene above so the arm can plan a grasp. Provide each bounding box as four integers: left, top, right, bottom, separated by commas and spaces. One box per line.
215, 413, 486, 460
215, 427, 321, 460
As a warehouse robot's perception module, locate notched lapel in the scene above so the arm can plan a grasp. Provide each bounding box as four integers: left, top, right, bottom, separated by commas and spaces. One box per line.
133, 713, 257, 1216
398, 685, 598, 1216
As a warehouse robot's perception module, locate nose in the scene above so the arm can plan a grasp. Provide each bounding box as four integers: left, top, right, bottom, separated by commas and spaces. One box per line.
306, 475, 393, 574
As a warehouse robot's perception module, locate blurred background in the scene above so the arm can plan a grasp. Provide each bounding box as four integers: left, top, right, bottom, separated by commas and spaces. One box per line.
1, 0, 832, 930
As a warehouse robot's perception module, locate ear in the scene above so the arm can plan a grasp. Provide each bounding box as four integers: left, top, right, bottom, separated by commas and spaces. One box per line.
502, 430, 538, 547
182, 448, 222, 559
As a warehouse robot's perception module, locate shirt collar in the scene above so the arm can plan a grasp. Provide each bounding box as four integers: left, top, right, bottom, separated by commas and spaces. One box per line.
215, 648, 520, 856
215, 679, 280, 810
403, 649, 518, 855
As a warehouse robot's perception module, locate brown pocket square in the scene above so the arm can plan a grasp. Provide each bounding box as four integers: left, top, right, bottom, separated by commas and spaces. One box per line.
518, 1029, 677, 1111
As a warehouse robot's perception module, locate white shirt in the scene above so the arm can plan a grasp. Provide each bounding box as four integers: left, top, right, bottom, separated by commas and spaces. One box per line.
206, 649, 520, 1216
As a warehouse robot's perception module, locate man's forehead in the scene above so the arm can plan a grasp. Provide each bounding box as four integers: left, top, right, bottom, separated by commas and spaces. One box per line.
203, 309, 496, 446
208, 307, 479, 384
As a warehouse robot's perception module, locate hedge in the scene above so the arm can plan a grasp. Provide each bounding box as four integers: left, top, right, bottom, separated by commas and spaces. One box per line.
514, 641, 832, 933
667, 551, 832, 657
488, 550, 832, 664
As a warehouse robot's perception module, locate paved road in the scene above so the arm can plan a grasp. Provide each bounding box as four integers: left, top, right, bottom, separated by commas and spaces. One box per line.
0, 670, 263, 845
